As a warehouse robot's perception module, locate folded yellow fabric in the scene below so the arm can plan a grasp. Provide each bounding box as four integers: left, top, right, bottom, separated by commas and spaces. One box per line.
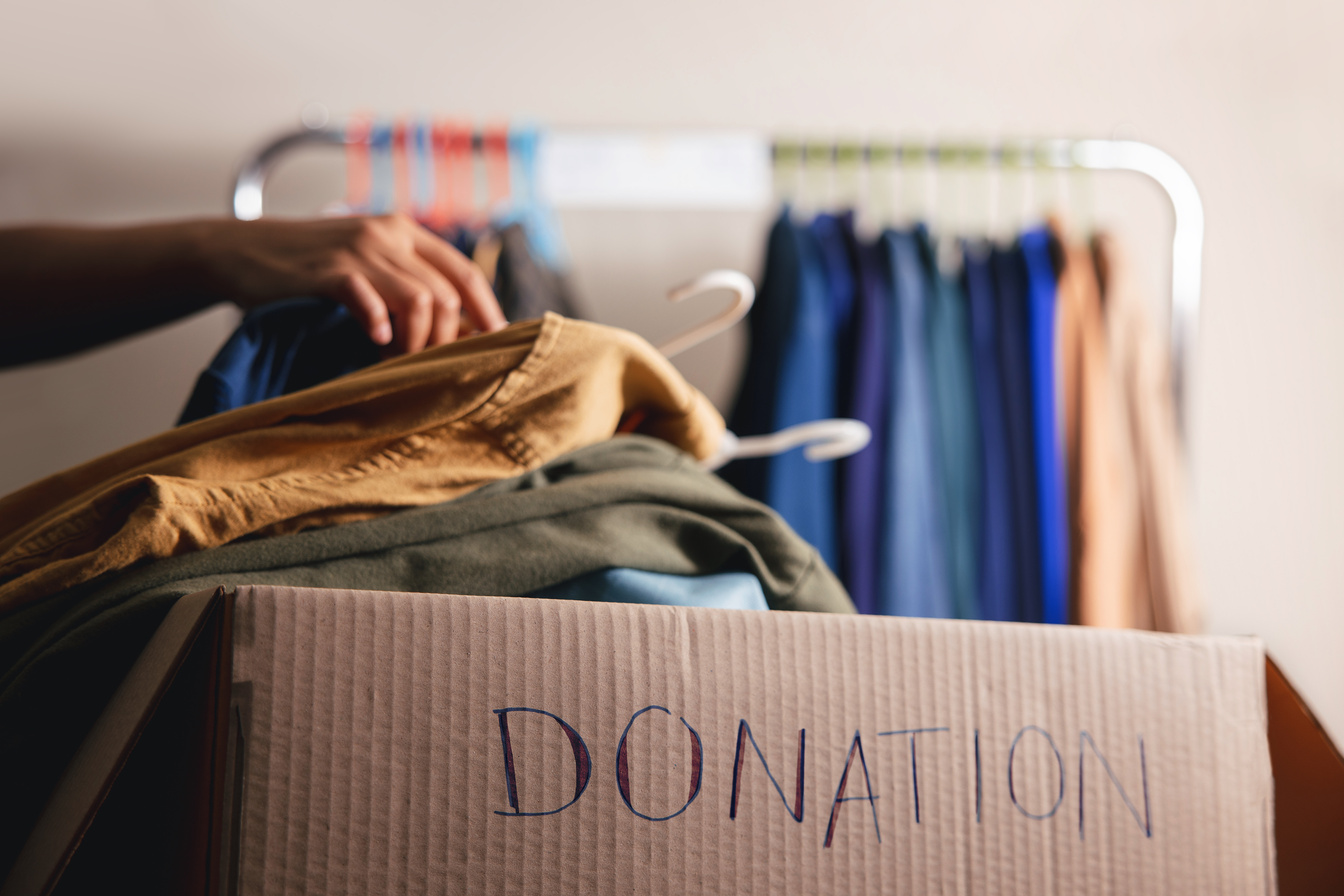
0, 313, 725, 616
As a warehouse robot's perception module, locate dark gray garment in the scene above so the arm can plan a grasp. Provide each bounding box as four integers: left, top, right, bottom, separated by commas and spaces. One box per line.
494, 222, 585, 322
0, 435, 851, 876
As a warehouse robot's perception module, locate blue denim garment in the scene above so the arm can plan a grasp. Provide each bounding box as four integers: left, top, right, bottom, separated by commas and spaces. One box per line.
962, 244, 1017, 621
725, 209, 839, 573
177, 297, 381, 425
532, 568, 769, 611
920, 231, 982, 620
881, 230, 952, 618
992, 244, 1043, 623
1020, 227, 1070, 625
767, 217, 839, 571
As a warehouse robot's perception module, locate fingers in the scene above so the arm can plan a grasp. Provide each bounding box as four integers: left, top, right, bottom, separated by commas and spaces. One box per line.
333, 271, 394, 346
309, 214, 507, 354
355, 215, 505, 353
360, 259, 440, 355
410, 223, 507, 334
382, 251, 463, 351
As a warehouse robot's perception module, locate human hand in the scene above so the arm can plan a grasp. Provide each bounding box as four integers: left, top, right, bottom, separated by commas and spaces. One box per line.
202, 214, 507, 354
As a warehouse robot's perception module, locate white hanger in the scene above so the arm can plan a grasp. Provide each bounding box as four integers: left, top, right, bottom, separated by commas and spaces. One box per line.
699, 419, 872, 472
657, 270, 756, 358
654, 269, 873, 470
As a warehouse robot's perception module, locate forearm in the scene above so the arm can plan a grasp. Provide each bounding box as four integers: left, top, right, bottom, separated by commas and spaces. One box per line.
0, 222, 224, 361
0, 221, 222, 366
0, 214, 505, 368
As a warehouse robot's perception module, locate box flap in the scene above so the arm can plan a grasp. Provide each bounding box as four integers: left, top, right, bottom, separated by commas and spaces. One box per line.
0, 587, 229, 896
1267, 656, 1344, 894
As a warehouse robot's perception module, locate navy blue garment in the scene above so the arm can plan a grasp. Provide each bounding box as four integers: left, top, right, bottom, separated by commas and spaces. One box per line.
178, 297, 382, 425
991, 244, 1043, 623
837, 228, 891, 615
881, 229, 951, 618
811, 213, 863, 593
725, 209, 839, 572
810, 212, 858, 358
724, 211, 797, 504
1020, 227, 1069, 625
962, 244, 1017, 622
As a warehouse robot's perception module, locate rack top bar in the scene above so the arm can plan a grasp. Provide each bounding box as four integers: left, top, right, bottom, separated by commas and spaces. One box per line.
231, 125, 1202, 427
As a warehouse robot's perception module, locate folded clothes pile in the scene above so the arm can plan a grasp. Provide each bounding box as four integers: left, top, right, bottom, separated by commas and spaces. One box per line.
0, 313, 852, 877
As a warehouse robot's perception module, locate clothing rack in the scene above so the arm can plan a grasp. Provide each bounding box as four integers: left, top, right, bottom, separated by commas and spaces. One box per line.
230, 123, 1204, 422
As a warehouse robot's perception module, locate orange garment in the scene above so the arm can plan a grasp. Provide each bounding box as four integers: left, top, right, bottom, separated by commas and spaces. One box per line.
1093, 234, 1202, 634
1053, 221, 1145, 629
0, 313, 725, 616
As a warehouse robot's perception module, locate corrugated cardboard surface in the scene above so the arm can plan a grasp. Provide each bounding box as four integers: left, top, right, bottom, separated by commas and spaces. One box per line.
230, 584, 1273, 894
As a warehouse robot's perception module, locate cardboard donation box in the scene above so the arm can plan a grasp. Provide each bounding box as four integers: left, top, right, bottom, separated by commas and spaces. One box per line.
7, 584, 1344, 895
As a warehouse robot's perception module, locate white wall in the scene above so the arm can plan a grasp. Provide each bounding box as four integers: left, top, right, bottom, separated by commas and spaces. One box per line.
1, 0, 1340, 743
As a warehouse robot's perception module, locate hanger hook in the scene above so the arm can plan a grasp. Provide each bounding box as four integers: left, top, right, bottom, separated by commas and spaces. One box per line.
657, 270, 755, 358
700, 419, 872, 471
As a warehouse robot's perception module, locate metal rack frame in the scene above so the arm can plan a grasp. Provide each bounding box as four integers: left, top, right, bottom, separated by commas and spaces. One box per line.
231, 125, 1203, 420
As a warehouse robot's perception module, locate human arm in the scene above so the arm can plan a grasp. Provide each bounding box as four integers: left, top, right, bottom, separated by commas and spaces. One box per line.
0, 214, 507, 367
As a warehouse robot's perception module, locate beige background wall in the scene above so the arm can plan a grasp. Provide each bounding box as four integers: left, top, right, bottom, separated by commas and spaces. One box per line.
2, 1, 1340, 742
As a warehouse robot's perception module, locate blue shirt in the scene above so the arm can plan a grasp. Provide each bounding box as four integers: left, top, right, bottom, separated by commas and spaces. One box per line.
178, 297, 381, 425
1020, 228, 1069, 626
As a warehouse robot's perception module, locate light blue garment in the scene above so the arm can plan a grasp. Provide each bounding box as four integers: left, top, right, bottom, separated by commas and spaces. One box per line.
1020, 228, 1070, 626
532, 568, 769, 611
920, 231, 982, 620
881, 230, 952, 619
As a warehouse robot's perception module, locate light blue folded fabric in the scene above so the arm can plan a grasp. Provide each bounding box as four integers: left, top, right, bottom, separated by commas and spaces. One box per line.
532, 568, 769, 611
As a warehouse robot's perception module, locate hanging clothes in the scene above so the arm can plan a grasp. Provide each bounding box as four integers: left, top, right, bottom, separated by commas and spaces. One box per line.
1020, 227, 1070, 626
881, 229, 952, 619
725, 209, 839, 572
962, 243, 1018, 622
1094, 233, 1202, 633
837, 230, 892, 616
0, 315, 724, 616
992, 243, 1043, 623
1054, 221, 1144, 629
921, 233, 982, 620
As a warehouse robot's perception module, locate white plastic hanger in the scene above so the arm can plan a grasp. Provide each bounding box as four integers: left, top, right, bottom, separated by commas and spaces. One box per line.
699, 419, 872, 472
654, 269, 873, 470
656, 270, 756, 358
